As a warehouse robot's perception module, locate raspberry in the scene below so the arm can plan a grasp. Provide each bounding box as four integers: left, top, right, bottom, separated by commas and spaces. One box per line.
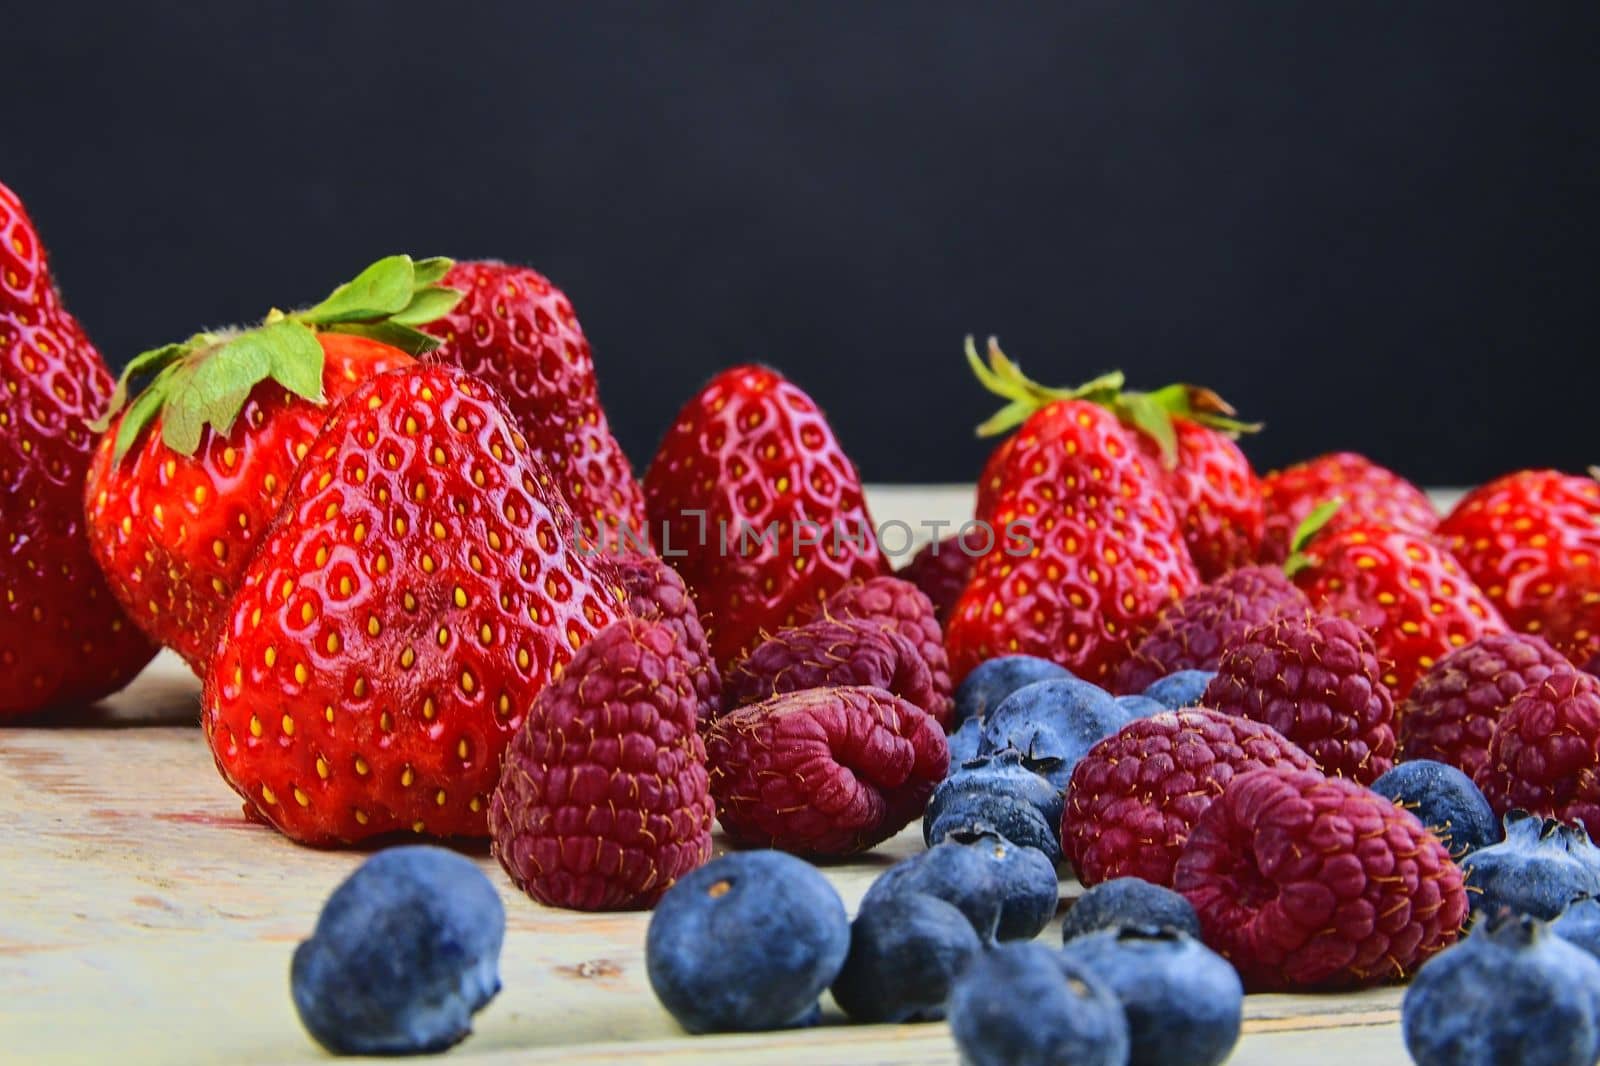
615, 551, 720, 726
1475, 668, 1600, 840
705, 685, 948, 856
802, 576, 954, 728
1398, 632, 1571, 778
1112, 566, 1308, 695
1203, 613, 1396, 784
1063, 709, 1317, 887
721, 619, 939, 723
1174, 766, 1468, 991
899, 530, 987, 623
489, 618, 714, 911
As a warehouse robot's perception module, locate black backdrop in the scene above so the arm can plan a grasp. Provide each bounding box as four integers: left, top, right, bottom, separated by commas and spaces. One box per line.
5, 3, 1597, 486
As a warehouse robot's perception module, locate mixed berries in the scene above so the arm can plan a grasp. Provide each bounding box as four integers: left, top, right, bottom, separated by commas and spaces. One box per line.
9, 172, 1600, 1059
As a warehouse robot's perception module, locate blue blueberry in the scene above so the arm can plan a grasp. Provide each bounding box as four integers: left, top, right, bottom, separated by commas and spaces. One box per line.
1061, 877, 1201, 943
646, 850, 849, 1033
1371, 759, 1500, 858
1403, 911, 1600, 1066
1460, 812, 1600, 921
978, 679, 1130, 789
1551, 896, 1600, 961
946, 714, 985, 772
1142, 670, 1215, 710
954, 655, 1076, 728
948, 941, 1129, 1066
1060, 926, 1243, 1066
830, 892, 982, 1023
923, 747, 1064, 863
1114, 694, 1166, 720
867, 831, 1058, 942
290, 846, 504, 1056
974, 831, 1061, 941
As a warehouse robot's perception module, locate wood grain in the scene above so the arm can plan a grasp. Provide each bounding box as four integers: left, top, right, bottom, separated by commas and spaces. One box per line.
0, 486, 1427, 1064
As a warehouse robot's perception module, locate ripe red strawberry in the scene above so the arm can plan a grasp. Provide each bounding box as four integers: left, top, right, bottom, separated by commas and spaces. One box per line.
1174, 766, 1467, 991
0, 180, 156, 715
899, 528, 987, 622
1398, 632, 1570, 777
722, 618, 939, 722
946, 345, 1199, 686
86, 256, 457, 670
1258, 451, 1437, 564
799, 575, 953, 728
1203, 613, 1397, 783
202, 366, 623, 845
614, 551, 720, 726
1475, 668, 1600, 840
1111, 565, 1308, 694
421, 260, 647, 545
1437, 469, 1600, 665
1063, 708, 1317, 887
705, 685, 947, 856
490, 617, 713, 910
642, 365, 885, 665
964, 339, 1262, 581
1290, 521, 1505, 699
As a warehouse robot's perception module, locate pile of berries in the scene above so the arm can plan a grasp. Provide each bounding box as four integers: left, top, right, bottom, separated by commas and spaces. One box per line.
7, 175, 1600, 1060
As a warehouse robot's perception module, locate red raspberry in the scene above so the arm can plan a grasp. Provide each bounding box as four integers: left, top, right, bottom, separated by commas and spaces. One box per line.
800, 575, 954, 728
721, 618, 940, 723
899, 529, 987, 623
705, 685, 948, 856
1475, 668, 1600, 840
1111, 566, 1309, 694
614, 551, 720, 726
1398, 632, 1571, 777
1174, 766, 1467, 991
1064, 708, 1317, 887
489, 618, 714, 911
1203, 613, 1396, 783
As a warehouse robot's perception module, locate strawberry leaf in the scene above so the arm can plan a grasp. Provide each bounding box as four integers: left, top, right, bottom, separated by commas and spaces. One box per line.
296, 255, 417, 325
410, 257, 453, 287
1119, 392, 1179, 468
1282, 497, 1345, 578
158, 362, 207, 456
111, 374, 169, 463
324, 320, 445, 357
90, 341, 188, 432
390, 285, 464, 327
259, 320, 326, 402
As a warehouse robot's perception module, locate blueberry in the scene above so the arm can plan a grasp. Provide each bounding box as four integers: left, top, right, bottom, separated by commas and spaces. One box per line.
1061, 877, 1202, 942
948, 941, 1130, 1066
290, 846, 504, 1056
1142, 670, 1215, 710
955, 655, 1075, 727
946, 714, 985, 771
1552, 896, 1600, 961
867, 831, 1059, 942
1371, 759, 1500, 857
1403, 911, 1600, 1066
646, 850, 848, 1033
1060, 926, 1242, 1066
1114, 694, 1166, 720
923, 748, 1064, 863
978, 679, 1130, 789
1460, 812, 1600, 921
831, 893, 982, 1023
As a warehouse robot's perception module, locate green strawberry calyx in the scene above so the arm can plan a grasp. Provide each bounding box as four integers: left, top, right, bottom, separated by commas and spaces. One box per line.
1281, 497, 1345, 578
92, 255, 463, 462
965, 336, 1261, 467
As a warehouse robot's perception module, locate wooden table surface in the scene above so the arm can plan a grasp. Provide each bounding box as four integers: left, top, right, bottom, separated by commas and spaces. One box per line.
0, 486, 1432, 1065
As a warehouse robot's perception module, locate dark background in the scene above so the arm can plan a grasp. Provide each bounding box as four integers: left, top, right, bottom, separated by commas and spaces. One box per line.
5, 3, 1597, 485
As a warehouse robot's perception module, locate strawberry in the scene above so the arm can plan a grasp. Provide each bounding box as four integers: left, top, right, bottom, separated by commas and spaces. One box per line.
1258, 451, 1437, 564
202, 366, 624, 845
0, 180, 156, 715
963, 338, 1262, 581
1437, 469, 1600, 665
945, 342, 1200, 686
642, 365, 885, 665
85, 256, 459, 670
1288, 520, 1506, 699
421, 260, 647, 545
